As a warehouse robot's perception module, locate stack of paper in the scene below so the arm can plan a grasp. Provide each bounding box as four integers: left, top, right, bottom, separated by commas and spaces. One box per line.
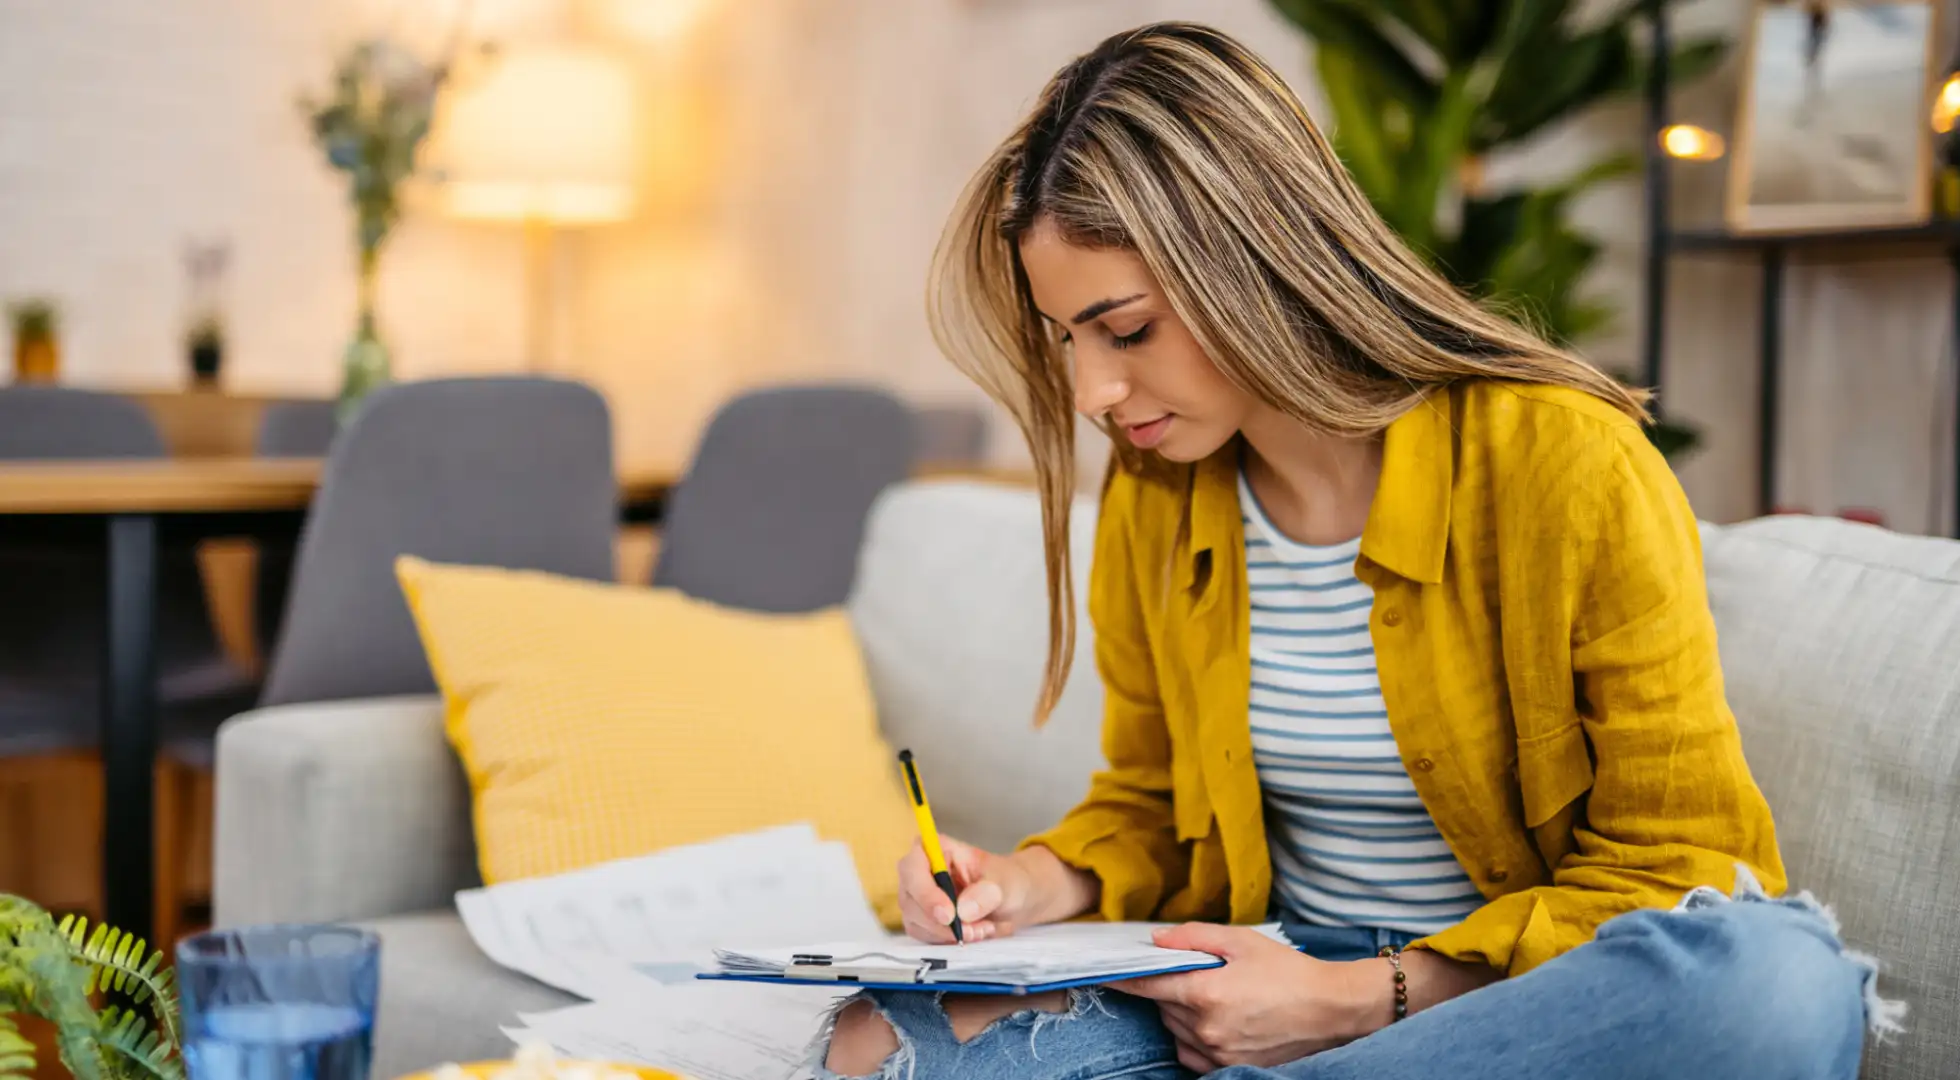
711, 921, 1288, 991
458, 824, 883, 1000
459, 825, 877, 1079
504, 982, 850, 1080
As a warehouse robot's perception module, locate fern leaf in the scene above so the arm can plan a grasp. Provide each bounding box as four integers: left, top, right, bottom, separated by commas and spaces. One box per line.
66, 922, 178, 1050
96, 1008, 183, 1080
0, 1013, 38, 1080
54, 915, 181, 1053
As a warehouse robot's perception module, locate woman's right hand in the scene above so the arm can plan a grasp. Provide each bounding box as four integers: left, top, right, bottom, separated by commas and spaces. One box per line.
896, 836, 1042, 943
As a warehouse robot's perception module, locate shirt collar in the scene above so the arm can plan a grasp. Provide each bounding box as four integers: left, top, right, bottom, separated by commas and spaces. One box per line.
1185, 446, 1240, 590
1359, 391, 1453, 585
1183, 389, 1454, 589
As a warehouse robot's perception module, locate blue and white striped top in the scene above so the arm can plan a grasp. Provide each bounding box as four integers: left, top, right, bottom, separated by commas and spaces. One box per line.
1239, 470, 1483, 935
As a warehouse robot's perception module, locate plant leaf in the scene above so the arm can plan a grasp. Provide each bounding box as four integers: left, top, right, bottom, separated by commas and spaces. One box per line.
1481, 24, 1635, 150
1618, 35, 1729, 94
0, 1015, 36, 1080
97, 1009, 183, 1080
58, 917, 181, 1053
1646, 417, 1702, 461
1315, 48, 1401, 212
1451, 193, 1530, 288
1395, 70, 1482, 255
1268, 0, 1436, 107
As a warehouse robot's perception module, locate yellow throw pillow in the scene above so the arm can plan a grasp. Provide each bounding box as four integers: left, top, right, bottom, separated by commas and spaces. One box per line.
395, 556, 915, 926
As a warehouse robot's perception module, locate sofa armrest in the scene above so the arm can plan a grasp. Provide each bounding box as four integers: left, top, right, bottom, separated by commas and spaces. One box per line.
213, 695, 478, 927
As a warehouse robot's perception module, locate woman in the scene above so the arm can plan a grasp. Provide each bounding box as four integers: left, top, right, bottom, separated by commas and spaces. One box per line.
818, 22, 1890, 1080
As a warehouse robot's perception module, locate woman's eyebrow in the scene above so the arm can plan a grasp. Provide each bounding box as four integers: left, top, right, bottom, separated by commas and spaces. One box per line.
1071, 293, 1146, 325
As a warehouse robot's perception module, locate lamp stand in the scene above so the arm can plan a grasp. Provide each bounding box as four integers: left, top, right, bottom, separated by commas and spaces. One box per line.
523, 215, 556, 371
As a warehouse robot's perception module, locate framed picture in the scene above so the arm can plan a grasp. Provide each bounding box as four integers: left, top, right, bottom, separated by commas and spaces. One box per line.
1726, 0, 1941, 232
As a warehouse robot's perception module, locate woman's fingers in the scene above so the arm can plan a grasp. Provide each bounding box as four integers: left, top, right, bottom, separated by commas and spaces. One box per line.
941, 836, 987, 889
954, 878, 1004, 923
895, 833, 1026, 942
1158, 1004, 1220, 1074
1156, 1006, 1215, 1074
901, 914, 956, 944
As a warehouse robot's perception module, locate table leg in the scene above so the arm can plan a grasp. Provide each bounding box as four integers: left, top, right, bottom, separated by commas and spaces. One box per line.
1758, 245, 1785, 517
102, 513, 157, 944
1950, 248, 1960, 537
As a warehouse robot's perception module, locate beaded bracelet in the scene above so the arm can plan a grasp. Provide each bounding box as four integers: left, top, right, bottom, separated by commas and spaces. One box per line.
1377, 945, 1409, 1022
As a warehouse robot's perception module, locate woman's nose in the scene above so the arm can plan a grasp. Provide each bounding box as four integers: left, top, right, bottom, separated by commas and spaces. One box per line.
1074, 350, 1129, 419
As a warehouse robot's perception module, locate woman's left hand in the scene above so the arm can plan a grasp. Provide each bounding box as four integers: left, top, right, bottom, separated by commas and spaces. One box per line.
1111, 923, 1386, 1073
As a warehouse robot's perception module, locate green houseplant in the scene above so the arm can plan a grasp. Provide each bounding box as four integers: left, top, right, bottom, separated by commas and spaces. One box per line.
0, 895, 182, 1080
1268, 0, 1723, 459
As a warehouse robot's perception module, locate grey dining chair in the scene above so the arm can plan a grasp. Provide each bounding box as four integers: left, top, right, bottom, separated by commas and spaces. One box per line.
0, 386, 163, 461
256, 399, 340, 458
251, 399, 340, 663
653, 384, 917, 613
258, 377, 617, 708
913, 404, 991, 469
0, 386, 255, 761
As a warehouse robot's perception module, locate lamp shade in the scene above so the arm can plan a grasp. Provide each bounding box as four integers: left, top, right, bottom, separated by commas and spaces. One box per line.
429, 42, 639, 224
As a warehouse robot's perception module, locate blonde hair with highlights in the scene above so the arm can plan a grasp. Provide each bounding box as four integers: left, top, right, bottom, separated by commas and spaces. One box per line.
927, 22, 1648, 724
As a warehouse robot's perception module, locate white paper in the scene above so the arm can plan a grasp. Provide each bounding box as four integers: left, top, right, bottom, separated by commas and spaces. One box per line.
457, 825, 884, 1000
715, 920, 1290, 986
515, 983, 844, 1080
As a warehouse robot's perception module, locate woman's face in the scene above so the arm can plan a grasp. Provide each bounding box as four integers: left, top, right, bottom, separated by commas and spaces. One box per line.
1019, 218, 1257, 463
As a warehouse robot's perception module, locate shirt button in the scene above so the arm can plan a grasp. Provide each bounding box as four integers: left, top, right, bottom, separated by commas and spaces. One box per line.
1380, 608, 1404, 628
1488, 867, 1510, 884
1412, 757, 1435, 773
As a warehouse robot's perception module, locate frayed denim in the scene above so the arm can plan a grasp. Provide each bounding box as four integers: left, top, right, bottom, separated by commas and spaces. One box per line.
809, 872, 1891, 1080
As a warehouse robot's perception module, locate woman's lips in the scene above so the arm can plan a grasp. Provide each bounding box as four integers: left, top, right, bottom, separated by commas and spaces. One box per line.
1125, 415, 1173, 449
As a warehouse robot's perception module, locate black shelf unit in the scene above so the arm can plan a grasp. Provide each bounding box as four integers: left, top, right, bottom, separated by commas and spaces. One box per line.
1638, 12, 1960, 536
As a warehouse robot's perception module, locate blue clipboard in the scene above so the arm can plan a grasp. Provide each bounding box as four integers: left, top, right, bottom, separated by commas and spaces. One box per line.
695, 956, 1224, 997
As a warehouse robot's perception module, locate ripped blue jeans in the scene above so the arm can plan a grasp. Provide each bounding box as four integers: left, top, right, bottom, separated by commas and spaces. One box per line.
811, 872, 1894, 1080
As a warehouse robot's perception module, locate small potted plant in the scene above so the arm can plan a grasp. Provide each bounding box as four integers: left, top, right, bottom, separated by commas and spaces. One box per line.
9, 299, 60, 383
0, 894, 183, 1080
184, 240, 230, 385
186, 313, 225, 386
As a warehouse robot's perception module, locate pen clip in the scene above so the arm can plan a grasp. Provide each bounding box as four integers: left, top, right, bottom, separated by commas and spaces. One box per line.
782, 956, 946, 984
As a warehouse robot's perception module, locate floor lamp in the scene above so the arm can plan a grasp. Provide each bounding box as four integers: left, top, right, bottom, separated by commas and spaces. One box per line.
428, 41, 640, 370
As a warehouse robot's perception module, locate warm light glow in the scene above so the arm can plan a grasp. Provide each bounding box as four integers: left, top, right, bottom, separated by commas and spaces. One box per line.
604, 0, 710, 43
426, 43, 640, 225
1933, 73, 1960, 134
1660, 124, 1725, 162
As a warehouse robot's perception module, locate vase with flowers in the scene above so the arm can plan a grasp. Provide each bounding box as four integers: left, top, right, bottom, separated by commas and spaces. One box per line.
302, 39, 448, 423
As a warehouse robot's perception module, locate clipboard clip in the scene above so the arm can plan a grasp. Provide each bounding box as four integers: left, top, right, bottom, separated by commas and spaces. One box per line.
783, 952, 950, 984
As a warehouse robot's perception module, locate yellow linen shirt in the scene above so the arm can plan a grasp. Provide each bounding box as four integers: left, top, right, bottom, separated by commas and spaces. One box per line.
1025, 379, 1785, 976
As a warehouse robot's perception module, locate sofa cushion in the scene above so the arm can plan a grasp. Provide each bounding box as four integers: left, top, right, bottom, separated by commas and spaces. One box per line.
359, 910, 577, 1080
1701, 516, 1960, 1080
848, 481, 1107, 854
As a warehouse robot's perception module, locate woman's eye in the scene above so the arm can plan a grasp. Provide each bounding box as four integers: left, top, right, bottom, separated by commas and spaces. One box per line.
1111, 324, 1151, 350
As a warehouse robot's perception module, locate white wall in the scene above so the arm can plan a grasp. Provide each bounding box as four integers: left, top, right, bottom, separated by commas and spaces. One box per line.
1, 0, 1953, 531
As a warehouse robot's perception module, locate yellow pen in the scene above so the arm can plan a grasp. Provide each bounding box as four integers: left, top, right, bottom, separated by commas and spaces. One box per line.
897, 749, 964, 944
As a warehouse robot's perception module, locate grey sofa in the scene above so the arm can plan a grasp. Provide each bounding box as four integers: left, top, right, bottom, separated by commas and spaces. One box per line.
213, 482, 1960, 1080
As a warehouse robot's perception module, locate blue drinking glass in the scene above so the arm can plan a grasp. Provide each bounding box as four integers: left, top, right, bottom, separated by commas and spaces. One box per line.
177, 925, 381, 1080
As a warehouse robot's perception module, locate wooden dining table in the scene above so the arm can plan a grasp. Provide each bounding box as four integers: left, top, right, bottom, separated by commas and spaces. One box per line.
0, 457, 676, 943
